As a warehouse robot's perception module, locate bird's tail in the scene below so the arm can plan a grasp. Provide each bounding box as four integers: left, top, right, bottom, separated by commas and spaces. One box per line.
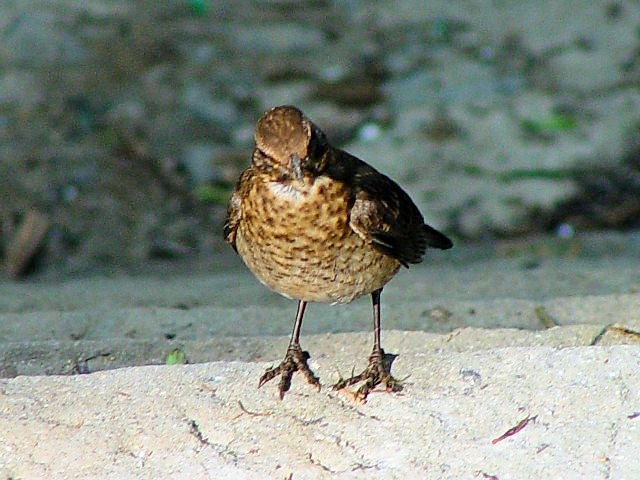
423, 224, 453, 250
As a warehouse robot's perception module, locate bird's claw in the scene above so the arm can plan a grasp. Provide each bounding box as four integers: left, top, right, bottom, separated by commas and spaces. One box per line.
258, 345, 320, 399
333, 348, 402, 402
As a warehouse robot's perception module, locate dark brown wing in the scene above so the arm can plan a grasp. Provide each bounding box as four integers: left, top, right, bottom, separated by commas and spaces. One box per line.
223, 167, 252, 252
342, 156, 452, 267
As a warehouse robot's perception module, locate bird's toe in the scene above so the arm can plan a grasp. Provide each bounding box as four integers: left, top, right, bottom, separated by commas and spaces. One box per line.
258, 345, 320, 399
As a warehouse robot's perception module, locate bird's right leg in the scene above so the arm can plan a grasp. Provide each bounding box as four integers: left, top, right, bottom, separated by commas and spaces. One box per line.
258, 300, 320, 399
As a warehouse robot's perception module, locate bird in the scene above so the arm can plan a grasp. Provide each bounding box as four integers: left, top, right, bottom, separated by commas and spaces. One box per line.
224, 105, 452, 401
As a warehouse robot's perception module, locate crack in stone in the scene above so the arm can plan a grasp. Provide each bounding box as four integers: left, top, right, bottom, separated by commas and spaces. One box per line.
186, 418, 238, 463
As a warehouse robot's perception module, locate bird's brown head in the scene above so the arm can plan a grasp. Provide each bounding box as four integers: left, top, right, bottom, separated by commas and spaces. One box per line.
255, 106, 311, 166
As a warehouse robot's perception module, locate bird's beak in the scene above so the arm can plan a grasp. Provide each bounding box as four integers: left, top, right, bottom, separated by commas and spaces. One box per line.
290, 154, 303, 181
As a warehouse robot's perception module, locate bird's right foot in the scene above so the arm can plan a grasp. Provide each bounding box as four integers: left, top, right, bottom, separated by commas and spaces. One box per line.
258, 344, 321, 399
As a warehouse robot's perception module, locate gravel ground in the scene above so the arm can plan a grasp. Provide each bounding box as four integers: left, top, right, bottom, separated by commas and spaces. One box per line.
2, 0, 640, 274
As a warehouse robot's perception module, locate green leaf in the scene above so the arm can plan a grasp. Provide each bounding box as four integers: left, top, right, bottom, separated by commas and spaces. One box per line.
188, 0, 209, 16
521, 114, 577, 134
193, 184, 232, 205
165, 348, 187, 365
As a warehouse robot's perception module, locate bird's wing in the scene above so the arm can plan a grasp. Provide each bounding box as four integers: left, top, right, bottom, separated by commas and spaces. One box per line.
348, 161, 452, 267
223, 167, 252, 252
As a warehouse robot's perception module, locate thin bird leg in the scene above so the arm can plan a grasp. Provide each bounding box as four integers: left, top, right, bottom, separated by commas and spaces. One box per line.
258, 300, 320, 399
371, 288, 382, 358
333, 288, 402, 401
289, 298, 306, 349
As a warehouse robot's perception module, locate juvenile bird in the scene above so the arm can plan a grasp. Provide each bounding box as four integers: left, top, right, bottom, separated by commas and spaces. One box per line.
224, 105, 452, 400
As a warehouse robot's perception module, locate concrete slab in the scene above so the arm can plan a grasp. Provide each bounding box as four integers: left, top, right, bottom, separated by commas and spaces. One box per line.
1, 343, 638, 479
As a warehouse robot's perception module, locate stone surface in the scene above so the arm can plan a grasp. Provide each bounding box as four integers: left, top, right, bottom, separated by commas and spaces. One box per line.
1, 345, 638, 479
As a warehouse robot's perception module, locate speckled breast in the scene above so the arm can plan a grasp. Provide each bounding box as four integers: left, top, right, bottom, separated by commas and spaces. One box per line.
235, 174, 400, 303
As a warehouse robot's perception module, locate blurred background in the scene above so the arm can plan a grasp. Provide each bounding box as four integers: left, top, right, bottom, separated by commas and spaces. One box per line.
1, 0, 639, 279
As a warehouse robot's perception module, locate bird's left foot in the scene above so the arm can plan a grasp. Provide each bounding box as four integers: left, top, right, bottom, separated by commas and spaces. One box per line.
333, 348, 402, 402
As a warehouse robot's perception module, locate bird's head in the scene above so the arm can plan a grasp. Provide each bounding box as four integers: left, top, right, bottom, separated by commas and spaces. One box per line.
254, 105, 327, 180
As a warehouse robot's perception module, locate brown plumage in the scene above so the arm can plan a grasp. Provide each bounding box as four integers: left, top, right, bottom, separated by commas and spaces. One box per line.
224, 105, 452, 401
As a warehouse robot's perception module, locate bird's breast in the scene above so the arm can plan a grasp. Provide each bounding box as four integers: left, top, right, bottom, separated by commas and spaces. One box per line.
251, 175, 351, 240
267, 180, 305, 201
236, 174, 400, 303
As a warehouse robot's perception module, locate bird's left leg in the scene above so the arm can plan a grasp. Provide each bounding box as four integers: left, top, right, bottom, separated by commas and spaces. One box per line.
333, 288, 402, 401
